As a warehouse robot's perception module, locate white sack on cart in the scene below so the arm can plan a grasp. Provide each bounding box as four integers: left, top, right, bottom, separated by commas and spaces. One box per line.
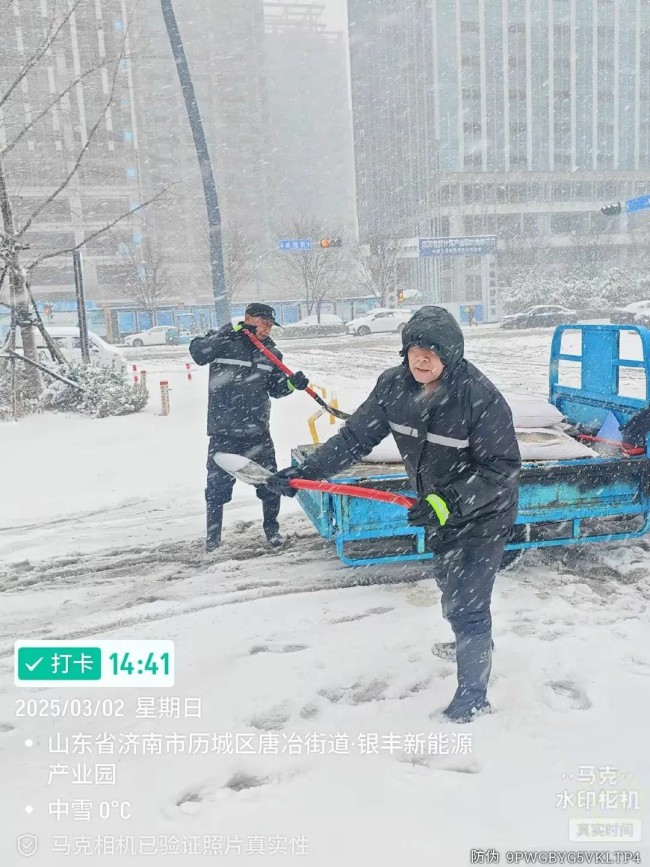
503, 393, 565, 428
363, 437, 402, 463
362, 427, 597, 463
515, 428, 597, 460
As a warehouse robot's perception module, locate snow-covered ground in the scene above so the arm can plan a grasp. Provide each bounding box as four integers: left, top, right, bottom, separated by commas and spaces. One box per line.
1, 326, 648, 866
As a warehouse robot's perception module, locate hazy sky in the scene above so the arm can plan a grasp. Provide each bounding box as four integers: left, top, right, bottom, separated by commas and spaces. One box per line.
323, 0, 347, 30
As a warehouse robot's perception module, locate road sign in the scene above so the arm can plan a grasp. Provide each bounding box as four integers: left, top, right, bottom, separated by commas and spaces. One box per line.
279, 239, 312, 251
626, 195, 650, 214
418, 235, 497, 257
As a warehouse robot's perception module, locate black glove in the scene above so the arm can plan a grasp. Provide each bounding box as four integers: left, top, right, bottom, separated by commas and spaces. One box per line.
406, 493, 451, 528
288, 370, 309, 391
266, 465, 317, 497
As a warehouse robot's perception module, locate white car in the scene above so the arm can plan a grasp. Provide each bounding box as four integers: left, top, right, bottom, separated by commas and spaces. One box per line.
14, 326, 127, 373
346, 308, 411, 336
124, 325, 179, 347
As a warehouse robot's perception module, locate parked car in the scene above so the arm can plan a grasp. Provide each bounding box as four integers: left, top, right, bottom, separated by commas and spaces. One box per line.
346, 308, 412, 336
124, 326, 181, 347
610, 300, 650, 325
500, 305, 578, 330
14, 326, 127, 373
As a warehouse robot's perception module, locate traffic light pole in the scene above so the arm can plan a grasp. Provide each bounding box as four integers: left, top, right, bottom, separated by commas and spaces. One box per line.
601, 194, 650, 218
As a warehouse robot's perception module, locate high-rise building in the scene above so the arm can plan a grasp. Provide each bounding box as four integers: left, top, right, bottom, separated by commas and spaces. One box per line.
0, 0, 143, 303
348, 0, 650, 307
263, 2, 357, 235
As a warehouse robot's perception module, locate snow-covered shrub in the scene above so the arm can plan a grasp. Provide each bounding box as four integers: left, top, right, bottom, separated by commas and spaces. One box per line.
40, 364, 148, 418
501, 260, 650, 314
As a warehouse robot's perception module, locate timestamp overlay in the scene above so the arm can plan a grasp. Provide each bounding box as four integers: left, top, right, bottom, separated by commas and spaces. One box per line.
9, 638, 312, 860
14, 640, 175, 688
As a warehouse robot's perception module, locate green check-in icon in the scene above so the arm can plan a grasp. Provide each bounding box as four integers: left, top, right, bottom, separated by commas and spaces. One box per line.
17, 647, 102, 681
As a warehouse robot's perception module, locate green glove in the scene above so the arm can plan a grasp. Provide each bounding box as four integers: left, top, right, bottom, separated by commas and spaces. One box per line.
232, 322, 257, 334
407, 493, 451, 528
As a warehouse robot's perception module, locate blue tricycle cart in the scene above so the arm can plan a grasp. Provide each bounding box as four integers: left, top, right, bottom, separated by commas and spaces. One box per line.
292, 324, 650, 567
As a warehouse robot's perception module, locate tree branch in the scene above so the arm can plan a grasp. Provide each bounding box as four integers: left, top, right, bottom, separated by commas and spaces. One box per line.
0, 0, 15, 20
1, 56, 127, 159
25, 182, 177, 272
17, 46, 127, 238
112, 232, 171, 312
0, 0, 85, 112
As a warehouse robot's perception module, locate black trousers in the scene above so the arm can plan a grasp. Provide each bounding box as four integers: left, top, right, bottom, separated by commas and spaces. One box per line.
205, 437, 280, 537
430, 534, 508, 714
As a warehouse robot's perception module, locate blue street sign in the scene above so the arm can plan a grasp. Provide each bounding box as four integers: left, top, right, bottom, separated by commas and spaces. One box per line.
279, 239, 312, 251
626, 195, 650, 214
418, 235, 497, 257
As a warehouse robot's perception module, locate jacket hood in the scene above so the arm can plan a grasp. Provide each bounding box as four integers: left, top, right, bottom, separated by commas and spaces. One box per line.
400, 306, 464, 369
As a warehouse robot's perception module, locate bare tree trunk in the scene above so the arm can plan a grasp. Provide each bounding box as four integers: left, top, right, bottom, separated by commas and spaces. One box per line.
304, 276, 312, 315
27, 279, 67, 366
0, 158, 41, 396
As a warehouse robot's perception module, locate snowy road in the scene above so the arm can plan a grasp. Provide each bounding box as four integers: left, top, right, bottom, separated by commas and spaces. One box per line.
1, 326, 649, 866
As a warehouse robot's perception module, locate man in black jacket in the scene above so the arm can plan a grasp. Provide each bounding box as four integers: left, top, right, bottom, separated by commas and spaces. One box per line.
266, 306, 521, 723
189, 303, 309, 552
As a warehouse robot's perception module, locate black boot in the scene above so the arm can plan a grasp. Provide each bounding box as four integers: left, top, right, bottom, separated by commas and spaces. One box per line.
262, 496, 283, 548
441, 629, 493, 723
206, 501, 223, 552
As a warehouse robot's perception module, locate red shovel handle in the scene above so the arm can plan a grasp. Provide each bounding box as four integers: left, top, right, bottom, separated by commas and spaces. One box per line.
243, 328, 319, 401
242, 327, 351, 420
289, 478, 416, 509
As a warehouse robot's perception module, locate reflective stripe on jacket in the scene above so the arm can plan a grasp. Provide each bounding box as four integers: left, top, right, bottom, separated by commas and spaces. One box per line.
189, 325, 292, 441
303, 361, 521, 540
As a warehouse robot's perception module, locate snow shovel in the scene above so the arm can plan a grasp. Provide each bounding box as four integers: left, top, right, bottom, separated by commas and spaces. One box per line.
242, 328, 351, 421
213, 452, 417, 509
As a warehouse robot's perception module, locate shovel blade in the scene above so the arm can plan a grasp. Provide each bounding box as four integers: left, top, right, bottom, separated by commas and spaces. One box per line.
213, 452, 273, 485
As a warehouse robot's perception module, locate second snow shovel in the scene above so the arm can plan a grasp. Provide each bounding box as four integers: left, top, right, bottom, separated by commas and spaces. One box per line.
214, 452, 417, 509
242, 328, 351, 421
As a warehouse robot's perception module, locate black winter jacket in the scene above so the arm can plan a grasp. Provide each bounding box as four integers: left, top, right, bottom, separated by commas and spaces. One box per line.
189, 325, 293, 441
302, 307, 521, 543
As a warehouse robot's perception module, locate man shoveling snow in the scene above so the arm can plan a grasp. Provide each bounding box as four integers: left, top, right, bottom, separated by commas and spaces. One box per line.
265, 306, 521, 723
189, 303, 309, 552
